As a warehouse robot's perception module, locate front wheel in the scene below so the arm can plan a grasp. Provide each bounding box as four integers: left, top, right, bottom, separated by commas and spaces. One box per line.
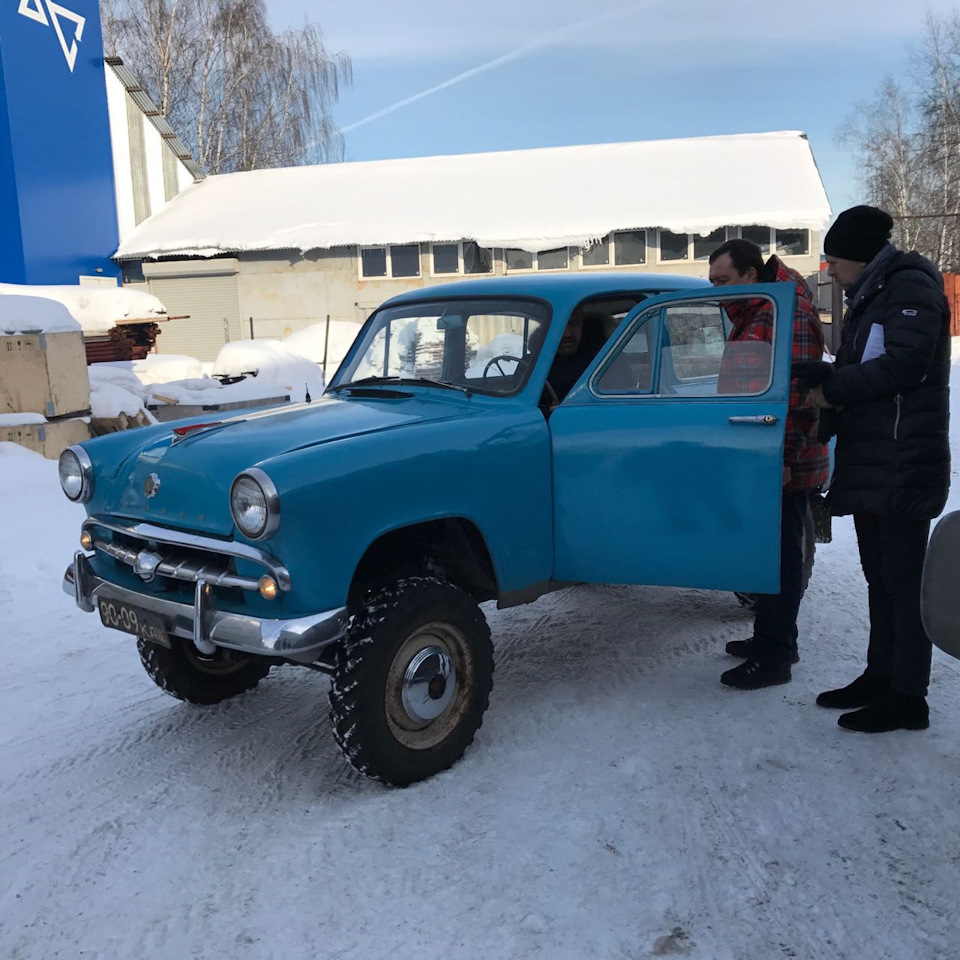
329, 576, 494, 786
137, 637, 271, 705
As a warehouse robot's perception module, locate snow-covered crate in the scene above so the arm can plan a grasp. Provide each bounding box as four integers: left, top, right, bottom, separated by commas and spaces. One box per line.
1, 331, 90, 418
1, 417, 90, 459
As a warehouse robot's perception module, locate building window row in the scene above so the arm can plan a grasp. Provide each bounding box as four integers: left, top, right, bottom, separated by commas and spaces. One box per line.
358, 227, 810, 279
657, 226, 810, 262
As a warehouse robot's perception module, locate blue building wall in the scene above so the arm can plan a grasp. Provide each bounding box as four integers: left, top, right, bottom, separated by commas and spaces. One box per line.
0, 0, 120, 284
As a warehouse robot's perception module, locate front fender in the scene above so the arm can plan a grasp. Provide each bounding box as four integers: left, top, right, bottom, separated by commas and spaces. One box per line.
261, 407, 554, 613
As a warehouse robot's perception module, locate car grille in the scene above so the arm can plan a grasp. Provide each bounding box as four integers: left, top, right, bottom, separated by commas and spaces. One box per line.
82, 516, 290, 593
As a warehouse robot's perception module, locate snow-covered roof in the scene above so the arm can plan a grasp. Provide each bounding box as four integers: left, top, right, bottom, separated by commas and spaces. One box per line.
0, 283, 168, 335
114, 131, 832, 260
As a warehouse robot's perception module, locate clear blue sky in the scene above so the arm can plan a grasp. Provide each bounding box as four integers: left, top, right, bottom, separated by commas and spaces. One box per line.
270, 0, 959, 216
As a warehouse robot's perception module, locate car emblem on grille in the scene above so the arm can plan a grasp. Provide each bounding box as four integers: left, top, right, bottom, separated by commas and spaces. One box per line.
144, 473, 161, 499
134, 550, 162, 581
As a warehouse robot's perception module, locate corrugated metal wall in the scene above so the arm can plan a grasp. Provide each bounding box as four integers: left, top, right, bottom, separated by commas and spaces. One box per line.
941, 273, 960, 336
149, 274, 242, 361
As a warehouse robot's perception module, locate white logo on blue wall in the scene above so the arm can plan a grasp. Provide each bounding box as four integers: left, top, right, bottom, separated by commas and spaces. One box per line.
18, 0, 86, 73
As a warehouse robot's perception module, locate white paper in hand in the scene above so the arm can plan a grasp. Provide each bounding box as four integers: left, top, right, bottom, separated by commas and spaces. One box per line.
861, 323, 885, 363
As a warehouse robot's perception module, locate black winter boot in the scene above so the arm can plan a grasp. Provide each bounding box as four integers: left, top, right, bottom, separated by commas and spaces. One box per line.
816, 673, 891, 709
721, 660, 791, 690
726, 638, 800, 665
837, 691, 929, 732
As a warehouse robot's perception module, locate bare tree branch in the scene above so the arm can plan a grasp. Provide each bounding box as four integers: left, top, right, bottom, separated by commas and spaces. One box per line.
101, 0, 352, 173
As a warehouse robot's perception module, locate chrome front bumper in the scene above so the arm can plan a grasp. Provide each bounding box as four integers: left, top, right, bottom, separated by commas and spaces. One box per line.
63, 552, 348, 664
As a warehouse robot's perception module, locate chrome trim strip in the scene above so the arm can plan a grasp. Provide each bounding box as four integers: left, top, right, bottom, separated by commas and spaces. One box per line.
63, 554, 348, 664
82, 516, 291, 591
231, 467, 281, 541
93, 538, 264, 591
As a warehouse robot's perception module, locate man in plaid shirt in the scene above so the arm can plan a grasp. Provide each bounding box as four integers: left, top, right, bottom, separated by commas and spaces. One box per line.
709, 238, 830, 689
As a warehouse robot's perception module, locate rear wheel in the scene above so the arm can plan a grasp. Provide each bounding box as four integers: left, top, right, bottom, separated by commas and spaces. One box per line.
329, 576, 494, 786
137, 637, 271, 705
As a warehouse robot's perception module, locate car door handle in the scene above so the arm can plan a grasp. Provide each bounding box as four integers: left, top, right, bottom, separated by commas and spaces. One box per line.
728, 415, 779, 425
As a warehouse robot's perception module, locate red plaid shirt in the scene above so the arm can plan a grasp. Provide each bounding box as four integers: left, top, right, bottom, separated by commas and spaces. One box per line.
718, 257, 830, 492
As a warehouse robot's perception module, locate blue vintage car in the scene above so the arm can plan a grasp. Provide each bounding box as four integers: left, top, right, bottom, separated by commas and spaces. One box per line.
61, 273, 798, 785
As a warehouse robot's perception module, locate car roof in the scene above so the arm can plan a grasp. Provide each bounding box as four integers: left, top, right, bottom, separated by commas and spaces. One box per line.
379, 272, 709, 308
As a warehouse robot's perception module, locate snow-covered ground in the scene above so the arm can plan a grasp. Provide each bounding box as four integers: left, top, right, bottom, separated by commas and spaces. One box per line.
1, 353, 959, 960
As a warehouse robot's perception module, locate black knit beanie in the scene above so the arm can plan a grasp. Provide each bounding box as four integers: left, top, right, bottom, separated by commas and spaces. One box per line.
823, 205, 894, 262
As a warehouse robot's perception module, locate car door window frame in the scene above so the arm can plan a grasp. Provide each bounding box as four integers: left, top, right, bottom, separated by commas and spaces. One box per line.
588, 291, 779, 400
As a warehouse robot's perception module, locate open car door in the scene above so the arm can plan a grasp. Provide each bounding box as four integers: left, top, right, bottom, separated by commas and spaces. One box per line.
548, 282, 796, 594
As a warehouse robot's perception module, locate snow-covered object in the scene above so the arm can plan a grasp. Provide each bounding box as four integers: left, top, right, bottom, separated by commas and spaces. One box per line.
0, 412, 48, 426
87, 365, 153, 420
0, 283, 167, 335
212, 340, 324, 403
282, 321, 363, 369
0, 295, 81, 335
115, 131, 832, 259
129, 354, 205, 384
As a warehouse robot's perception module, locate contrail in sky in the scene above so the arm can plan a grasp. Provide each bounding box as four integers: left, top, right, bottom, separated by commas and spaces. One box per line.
342, 3, 647, 133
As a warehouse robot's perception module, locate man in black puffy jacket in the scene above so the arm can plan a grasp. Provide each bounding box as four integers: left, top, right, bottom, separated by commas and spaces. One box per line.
806, 205, 951, 732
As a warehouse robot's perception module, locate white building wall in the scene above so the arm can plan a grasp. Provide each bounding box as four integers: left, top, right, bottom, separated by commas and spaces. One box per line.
143, 121, 167, 218
103, 65, 199, 245
104, 68, 136, 241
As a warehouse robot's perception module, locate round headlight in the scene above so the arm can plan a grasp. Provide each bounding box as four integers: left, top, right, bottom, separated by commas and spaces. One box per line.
230, 470, 280, 540
58, 447, 92, 502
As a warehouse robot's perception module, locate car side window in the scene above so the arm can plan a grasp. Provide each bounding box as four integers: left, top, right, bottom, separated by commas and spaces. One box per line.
594, 296, 775, 398
595, 315, 655, 393
661, 303, 727, 396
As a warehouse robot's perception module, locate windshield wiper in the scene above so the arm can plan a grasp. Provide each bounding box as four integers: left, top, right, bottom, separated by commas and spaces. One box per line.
329, 376, 472, 395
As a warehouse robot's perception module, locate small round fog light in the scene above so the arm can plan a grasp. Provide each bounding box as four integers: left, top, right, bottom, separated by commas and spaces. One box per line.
258, 576, 278, 600
80, 531, 93, 551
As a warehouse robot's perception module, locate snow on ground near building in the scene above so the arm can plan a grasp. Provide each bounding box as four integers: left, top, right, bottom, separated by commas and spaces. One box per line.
0, 282, 167, 335
114, 131, 831, 259
1, 354, 959, 960
282, 319, 363, 371
0, 293, 81, 335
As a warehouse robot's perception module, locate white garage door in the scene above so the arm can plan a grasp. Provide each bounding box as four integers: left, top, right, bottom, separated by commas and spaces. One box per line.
149, 274, 241, 362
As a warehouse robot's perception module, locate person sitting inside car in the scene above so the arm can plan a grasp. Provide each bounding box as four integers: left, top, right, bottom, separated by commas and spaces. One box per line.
545, 309, 595, 403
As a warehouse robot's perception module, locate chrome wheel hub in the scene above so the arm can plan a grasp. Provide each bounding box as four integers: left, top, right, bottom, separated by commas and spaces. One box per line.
400, 644, 456, 723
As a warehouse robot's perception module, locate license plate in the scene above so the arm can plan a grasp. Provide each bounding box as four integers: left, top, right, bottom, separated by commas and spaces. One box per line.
98, 598, 171, 648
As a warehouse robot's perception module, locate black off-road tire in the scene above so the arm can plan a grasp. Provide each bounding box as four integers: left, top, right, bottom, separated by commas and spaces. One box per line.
329, 576, 494, 786
137, 637, 271, 705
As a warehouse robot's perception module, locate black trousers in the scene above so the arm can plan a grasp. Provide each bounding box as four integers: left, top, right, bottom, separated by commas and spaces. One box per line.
854, 512, 933, 697
753, 492, 809, 668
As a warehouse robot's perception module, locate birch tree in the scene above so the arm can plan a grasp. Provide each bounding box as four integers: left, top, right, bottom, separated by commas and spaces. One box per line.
840, 11, 960, 270
101, 0, 352, 174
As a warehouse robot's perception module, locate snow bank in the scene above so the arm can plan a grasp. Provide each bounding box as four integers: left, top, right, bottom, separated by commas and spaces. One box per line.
0, 295, 81, 335
115, 131, 832, 258
87, 366, 155, 420
0, 282, 167, 335
129, 354, 205, 384
282, 320, 362, 369
213, 340, 324, 403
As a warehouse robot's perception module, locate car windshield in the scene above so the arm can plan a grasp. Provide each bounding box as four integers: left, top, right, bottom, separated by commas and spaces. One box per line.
335, 298, 552, 396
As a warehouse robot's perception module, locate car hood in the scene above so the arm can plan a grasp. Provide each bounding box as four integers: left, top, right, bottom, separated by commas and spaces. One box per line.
103, 393, 467, 536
